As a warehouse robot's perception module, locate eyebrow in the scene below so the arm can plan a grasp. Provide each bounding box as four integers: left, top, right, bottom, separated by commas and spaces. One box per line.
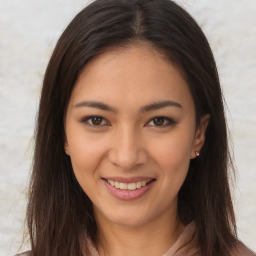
141, 100, 182, 112
73, 100, 183, 113
74, 101, 118, 112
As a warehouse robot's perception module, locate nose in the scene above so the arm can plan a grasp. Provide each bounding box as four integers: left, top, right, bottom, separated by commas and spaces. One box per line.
108, 126, 148, 170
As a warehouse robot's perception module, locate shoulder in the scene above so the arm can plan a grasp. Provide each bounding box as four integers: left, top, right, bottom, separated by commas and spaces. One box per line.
15, 251, 32, 256
230, 241, 256, 256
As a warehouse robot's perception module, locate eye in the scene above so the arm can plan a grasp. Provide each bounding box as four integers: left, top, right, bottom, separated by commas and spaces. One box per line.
147, 116, 176, 127
81, 116, 109, 127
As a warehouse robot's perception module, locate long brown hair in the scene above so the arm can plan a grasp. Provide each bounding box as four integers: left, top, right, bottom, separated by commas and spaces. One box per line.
26, 0, 237, 255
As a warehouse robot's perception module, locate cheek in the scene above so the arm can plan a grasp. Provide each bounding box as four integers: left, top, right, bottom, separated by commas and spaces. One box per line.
68, 139, 107, 200
155, 145, 191, 205
67, 131, 107, 181
151, 131, 194, 182
154, 133, 193, 164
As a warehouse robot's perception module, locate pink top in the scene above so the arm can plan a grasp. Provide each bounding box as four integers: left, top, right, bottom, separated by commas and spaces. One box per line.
86, 221, 255, 256
17, 222, 256, 256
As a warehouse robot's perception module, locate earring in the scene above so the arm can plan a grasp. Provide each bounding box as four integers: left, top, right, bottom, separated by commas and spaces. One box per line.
195, 151, 200, 157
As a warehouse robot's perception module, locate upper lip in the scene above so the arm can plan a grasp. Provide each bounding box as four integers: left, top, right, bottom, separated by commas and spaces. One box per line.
102, 176, 155, 183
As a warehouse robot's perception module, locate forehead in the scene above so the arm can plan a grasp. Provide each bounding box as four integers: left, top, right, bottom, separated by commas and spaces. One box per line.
69, 44, 194, 112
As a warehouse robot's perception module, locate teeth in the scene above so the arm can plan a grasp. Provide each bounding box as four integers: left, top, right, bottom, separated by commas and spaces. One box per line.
114, 181, 120, 188
107, 180, 150, 190
128, 183, 136, 190
136, 181, 142, 189
119, 183, 128, 190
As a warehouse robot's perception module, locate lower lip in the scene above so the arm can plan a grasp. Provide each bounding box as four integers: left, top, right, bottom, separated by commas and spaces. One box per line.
103, 180, 155, 201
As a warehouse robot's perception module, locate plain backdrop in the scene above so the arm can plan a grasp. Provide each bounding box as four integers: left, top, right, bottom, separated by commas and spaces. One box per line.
0, 0, 255, 255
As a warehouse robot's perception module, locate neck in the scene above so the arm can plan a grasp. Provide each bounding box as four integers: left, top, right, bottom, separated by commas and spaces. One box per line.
95, 209, 184, 256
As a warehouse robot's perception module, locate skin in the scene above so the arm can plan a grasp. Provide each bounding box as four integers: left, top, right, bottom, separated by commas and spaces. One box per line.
65, 44, 209, 256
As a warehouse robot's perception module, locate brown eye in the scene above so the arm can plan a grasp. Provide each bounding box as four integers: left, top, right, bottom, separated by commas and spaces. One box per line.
153, 117, 165, 126
91, 116, 103, 125
81, 116, 109, 127
147, 116, 176, 128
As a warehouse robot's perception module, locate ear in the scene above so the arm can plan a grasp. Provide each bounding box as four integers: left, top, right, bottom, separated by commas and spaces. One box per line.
191, 114, 210, 159
64, 136, 70, 156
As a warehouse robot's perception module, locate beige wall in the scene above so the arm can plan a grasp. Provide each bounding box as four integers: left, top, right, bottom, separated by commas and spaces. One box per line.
0, 0, 255, 254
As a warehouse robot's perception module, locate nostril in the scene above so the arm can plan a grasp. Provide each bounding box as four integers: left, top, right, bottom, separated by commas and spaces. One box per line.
108, 147, 148, 170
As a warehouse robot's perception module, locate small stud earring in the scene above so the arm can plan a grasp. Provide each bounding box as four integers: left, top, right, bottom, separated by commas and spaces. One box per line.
195, 151, 200, 157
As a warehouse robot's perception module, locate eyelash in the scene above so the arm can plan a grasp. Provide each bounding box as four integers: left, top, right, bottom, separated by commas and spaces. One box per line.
80, 115, 176, 128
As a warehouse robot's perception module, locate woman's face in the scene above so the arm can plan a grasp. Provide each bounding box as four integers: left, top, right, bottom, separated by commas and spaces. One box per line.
65, 44, 208, 228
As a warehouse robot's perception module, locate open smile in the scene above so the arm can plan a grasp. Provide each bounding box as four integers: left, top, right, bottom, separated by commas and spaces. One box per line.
102, 177, 156, 200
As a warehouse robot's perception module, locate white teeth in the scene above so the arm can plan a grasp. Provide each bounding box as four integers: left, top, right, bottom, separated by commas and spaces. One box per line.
128, 183, 136, 190
136, 181, 142, 189
119, 183, 128, 190
114, 181, 120, 188
141, 181, 147, 186
107, 180, 150, 190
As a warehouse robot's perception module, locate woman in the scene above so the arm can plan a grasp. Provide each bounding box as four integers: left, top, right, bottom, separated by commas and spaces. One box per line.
18, 0, 255, 255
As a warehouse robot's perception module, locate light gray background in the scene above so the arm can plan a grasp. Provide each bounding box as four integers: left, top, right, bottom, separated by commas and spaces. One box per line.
0, 0, 255, 255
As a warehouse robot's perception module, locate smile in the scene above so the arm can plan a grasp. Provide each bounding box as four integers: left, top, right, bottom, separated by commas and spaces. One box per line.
107, 180, 149, 191
103, 177, 156, 200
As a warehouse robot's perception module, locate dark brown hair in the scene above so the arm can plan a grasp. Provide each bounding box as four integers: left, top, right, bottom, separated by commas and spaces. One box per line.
26, 0, 237, 255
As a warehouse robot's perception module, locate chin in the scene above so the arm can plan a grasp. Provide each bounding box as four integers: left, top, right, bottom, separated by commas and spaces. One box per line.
95, 206, 151, 228
109, 215, 148, 227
